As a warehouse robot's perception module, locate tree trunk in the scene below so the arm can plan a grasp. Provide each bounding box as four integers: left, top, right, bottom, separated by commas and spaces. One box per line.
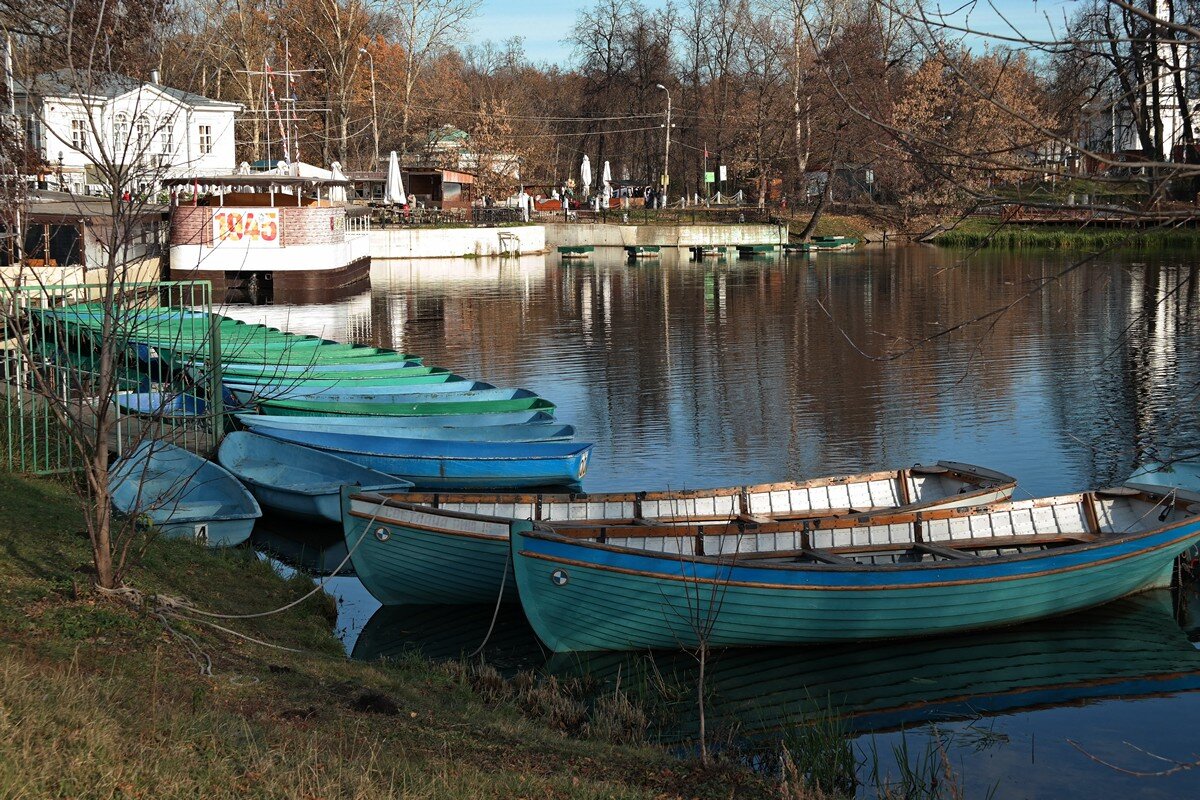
799, 166, 832, 241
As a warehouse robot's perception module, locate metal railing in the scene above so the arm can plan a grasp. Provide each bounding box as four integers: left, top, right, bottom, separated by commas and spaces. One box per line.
1, 280, 222, 474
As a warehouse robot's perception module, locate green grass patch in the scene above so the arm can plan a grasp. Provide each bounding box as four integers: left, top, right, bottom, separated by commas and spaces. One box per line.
934, 218, 1200, 250
0, 472, 773, 799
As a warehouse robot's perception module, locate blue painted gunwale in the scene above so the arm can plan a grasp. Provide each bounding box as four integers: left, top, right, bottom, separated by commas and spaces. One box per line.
217, 432, 412, 523
237, 409, 557, 428
511, 489, 1200, 652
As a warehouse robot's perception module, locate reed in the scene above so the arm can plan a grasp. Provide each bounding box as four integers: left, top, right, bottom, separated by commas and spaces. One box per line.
934, 223, 1200, 250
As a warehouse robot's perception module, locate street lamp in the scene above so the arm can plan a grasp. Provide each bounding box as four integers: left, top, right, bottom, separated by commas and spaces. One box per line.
656, 83, 671, 205
359, 47, 380, 171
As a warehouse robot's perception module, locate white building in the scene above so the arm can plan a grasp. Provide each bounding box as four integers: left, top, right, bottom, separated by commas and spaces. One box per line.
14, 69, 241, 193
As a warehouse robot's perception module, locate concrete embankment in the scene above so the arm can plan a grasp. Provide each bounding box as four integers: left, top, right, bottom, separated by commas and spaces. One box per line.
544, 222, 787, 248
369, 225, 546, 258
367, 222, 788, 259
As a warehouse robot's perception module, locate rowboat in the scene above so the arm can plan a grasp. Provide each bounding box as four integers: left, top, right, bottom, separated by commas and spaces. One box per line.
109, 440, 261, 547
236, 414, 576, 442
217, 358, 424, 377
512, 485, 1200, 652
224, 379, 496, 405
236, 409, 558, 428
259, 427, 592, 489
341, 462, 1016, 605
551, 590, 1200, 740
158, 342, 408, 367
257, 393, 557, 418
114, 391, 212, 419
1128, 460, 1200, 495
217, 431, 410, 523
214, 368, 462, 389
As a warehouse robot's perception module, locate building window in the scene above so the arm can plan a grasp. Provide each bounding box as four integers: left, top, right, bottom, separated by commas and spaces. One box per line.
160, 124, 173, 155
198, 125, 212, 155
134, 119, 150, 152
113, 113, 129, 150
71, 118, 88, 152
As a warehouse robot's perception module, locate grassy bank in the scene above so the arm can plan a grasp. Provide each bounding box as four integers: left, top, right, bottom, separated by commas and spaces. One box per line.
934, 218, 1200, 249
0, 472, 770, 799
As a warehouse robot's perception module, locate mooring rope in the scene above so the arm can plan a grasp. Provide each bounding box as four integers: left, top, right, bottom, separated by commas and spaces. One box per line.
467, 548, 512, 659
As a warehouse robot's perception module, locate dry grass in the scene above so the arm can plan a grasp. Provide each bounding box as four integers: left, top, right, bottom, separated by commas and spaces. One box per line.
0, 472, 772, 799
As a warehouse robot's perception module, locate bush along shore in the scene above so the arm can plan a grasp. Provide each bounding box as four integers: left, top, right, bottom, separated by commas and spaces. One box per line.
933, 220, 1200, 250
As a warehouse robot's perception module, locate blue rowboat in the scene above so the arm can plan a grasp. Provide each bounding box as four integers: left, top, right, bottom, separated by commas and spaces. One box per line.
109, 441, 261, 547
235, 414, 576, 442
511, 486, 1200, 653
239, 409, 557, 428
1128, 460, 1200, 495
114, 391, 211, 418
260, 427, 591, 489
342, 463, 1017, 606
217, 432, 410, 524
223, 379, 496, 405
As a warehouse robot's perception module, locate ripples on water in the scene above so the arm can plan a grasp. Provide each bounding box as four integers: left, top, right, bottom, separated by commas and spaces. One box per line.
236, 246, 1200, 798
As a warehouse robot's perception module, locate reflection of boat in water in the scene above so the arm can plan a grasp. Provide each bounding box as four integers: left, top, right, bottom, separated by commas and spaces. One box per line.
550, 591, 1200, 741
352, 603, 545, 672
251, 526, 356, 577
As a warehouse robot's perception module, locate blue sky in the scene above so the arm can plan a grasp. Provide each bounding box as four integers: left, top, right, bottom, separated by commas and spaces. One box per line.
469, 0, 1077, 64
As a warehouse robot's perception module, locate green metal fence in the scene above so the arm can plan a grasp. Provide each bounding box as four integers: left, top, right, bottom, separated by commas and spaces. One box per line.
1, 280, 224, 474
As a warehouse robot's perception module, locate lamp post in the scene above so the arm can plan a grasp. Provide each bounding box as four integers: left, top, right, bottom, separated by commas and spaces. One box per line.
656, 83, 671, 205
359, 47, 380, 171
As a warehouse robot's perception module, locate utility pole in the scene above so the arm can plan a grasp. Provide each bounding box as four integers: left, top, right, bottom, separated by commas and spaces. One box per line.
359, 48, 380, 171
656, 83, 671, 204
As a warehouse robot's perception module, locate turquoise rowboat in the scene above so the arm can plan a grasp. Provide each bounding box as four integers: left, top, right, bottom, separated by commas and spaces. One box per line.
341, 462, 1016, 606
257, 393, 556, 417
236, 414, 576, 442
512, 485, 1200, 653
224, 379, 496, 405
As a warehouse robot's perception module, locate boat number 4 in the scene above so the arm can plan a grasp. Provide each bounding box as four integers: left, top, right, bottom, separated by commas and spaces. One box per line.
550, 569, 569, 587
195, 524, 208, 544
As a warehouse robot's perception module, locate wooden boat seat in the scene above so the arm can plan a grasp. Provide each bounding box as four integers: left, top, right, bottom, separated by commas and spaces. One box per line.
914, 542, 978, 560
737, 513, 775, 525
935, 532, 1098, 551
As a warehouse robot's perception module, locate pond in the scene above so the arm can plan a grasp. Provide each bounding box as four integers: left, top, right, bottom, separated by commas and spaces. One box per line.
235, 244, 1200, 797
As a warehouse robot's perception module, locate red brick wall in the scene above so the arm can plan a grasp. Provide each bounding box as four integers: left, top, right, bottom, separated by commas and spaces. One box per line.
170, 205, 345, 247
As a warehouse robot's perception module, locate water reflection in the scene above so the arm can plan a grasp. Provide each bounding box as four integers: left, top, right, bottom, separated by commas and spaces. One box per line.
224, 247, 1200, 500
233, 245, 1200, 797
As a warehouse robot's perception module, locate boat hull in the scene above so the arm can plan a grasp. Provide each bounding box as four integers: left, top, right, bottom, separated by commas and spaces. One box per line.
511, 520, 1200, 653
342, 490, 516, 605
260, 427, 591, 489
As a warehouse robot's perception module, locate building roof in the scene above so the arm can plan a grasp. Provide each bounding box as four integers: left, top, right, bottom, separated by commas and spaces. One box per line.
15, 69, 240, 108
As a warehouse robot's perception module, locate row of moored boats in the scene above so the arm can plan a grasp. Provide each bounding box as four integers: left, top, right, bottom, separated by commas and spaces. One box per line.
46, 304, 1200, 655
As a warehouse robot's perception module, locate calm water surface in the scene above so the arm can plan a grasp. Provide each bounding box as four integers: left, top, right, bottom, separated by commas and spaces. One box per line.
237, 245, 1200, 797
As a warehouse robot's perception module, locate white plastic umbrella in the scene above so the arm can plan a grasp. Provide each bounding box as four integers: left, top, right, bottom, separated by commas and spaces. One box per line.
580, 155, 592, 198
329, 161, 348, 203
601, 160, 612, 185
385, 151, 406, 205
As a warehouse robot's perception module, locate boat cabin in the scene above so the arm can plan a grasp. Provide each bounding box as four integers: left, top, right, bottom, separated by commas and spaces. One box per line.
163, 174, 370, 304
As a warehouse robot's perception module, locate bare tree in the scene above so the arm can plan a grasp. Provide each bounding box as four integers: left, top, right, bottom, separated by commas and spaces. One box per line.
390, 0, 481, 156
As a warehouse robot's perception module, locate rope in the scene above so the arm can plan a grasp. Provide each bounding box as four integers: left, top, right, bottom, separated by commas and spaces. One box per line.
467, 547, 512, 659
92, 495, 396, 667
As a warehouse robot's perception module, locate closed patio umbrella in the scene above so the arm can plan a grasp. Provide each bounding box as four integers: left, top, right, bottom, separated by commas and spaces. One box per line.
385, 151, 407, 205
580, 155, 592, 199
329, 161, 348, 203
